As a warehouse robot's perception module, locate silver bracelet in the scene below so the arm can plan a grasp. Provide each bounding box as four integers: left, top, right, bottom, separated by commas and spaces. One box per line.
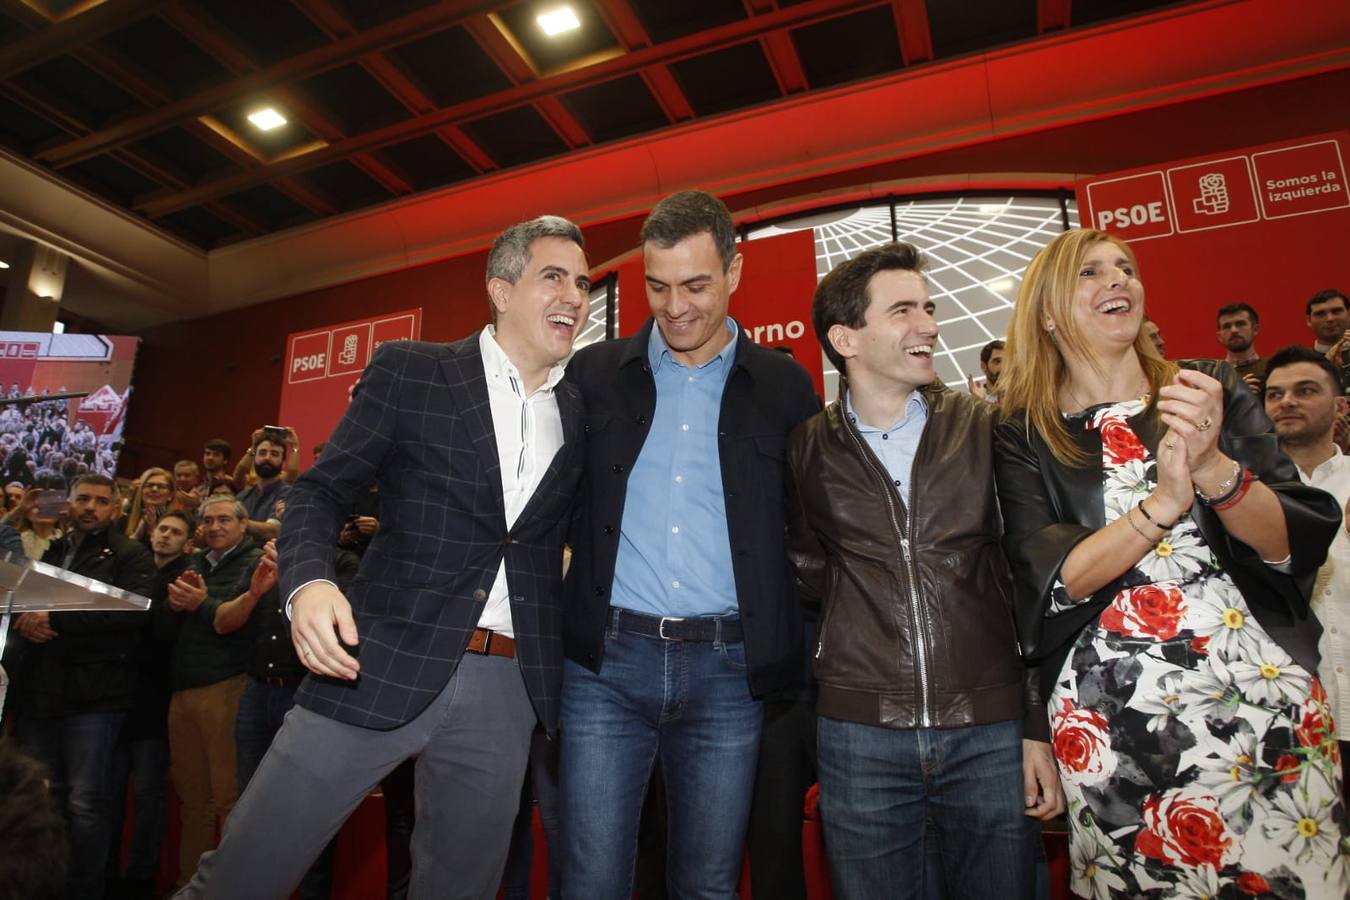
1195, 458, 1241, 503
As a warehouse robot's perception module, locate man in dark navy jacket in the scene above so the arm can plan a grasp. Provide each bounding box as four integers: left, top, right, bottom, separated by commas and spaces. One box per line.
177, 215, 590, 900
559, 191, 819, 899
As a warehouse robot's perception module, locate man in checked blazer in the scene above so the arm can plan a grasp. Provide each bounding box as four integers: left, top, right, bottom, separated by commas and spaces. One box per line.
176, 215, 591, 900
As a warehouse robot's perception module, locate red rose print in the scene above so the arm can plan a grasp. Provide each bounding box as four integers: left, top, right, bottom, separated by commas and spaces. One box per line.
1237, 871, 1271, 895
1190, 635, 1211, 655
1051, 699, 1117, 783
1274, 753, 1301, 784
1296, 696, 1336, 759
1134, 789, 1234, 869
1098, 416, 1147, 464
1099, 584, 1187, 641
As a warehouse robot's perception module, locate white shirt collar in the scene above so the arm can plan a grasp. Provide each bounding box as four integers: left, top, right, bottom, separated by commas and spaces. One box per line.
480, 326, 565, 395
1310, 445, 1350, 481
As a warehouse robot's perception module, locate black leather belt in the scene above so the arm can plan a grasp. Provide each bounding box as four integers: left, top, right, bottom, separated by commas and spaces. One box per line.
613, 607, 743, 642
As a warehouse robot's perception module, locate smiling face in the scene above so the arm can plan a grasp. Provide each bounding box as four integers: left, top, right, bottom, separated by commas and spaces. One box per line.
1061, 239, 1145, 358
489, 236, 589, 374
140, 473, 172, 506
829, 269, 937, 394
1265, 360, 1345, 448
199, 499, 247, 553
644, 231, 742, 368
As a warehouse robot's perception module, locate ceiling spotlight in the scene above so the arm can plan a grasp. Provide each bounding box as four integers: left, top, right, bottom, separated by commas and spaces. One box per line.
247, 108, 287, 131
985, 277, 1015, 294
0, 260, 9, 269
537, 6, 580, 36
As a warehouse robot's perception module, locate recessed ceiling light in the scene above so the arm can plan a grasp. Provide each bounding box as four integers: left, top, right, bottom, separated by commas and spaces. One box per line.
0, 260, 9, 269
537, 6, 580, 36
247, 108, 287, 131
985, 277, 1015, 294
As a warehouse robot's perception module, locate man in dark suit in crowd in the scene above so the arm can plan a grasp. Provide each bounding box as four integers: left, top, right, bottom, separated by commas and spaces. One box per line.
560, 190, 820, 898
175, 214, 590, 900
11, 474, 156, 900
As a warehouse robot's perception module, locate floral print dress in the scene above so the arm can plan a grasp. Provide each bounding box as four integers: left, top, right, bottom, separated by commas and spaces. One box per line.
1049, 400, 1349, 899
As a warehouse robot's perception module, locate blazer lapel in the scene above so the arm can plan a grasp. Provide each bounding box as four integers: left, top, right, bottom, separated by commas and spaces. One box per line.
438, 337, 505, 515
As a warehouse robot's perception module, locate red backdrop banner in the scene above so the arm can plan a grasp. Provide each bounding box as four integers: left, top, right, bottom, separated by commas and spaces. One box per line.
278, 309, 421, 470
1076, 131, 1350, 362
616, 229, 824, 397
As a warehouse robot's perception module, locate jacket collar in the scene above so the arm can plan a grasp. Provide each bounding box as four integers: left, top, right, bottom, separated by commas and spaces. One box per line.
623, 317, 762, 381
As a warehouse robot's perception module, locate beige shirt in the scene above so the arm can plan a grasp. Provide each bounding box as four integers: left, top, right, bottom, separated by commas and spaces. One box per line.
1297, 448, 1350, 737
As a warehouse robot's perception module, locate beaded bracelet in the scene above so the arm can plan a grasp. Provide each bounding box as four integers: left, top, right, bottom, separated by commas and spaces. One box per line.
1195, 459, 1243, 506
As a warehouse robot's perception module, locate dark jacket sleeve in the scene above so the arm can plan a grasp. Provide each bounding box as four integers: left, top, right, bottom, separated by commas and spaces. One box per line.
278, 342, 406, 599
993, 416, 1110, 664
0, 523, 22, 557
48, 534, 157, 634
785, 423, 825, 614
1196, 359, 1338, 580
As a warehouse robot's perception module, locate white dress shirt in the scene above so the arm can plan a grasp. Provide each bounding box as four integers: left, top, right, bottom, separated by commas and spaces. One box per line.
475, 326, 566, 637
286, 327, 566, 636
1297, 448, 1350, 736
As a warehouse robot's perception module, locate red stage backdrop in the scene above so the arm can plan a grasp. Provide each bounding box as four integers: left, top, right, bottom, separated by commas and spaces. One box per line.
278, 309, 421, 470
1076, 131, 1350, 362
616, 230, 824, 397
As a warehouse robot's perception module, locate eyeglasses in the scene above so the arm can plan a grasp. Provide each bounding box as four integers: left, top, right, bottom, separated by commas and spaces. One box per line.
143, 482, 171, 492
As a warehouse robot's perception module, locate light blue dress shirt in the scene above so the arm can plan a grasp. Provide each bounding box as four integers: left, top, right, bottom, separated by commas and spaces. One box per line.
611, 321, 740, 617
845, 389, 929, 505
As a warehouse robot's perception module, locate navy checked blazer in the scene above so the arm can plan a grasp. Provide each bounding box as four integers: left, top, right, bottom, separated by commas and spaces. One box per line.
278, 335, 584, 731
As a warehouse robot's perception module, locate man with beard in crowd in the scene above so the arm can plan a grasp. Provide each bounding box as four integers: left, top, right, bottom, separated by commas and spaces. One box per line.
1216, 302, 1265, 392
236, 433, 290, 543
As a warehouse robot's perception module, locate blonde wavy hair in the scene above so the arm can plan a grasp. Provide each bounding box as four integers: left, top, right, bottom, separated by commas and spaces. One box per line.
998, 229, 1178, 467
124, 467, 172, 538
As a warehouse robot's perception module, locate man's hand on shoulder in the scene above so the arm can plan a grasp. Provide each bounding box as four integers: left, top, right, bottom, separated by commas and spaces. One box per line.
290, 581, 360, 681
1022, 739, 1065, 820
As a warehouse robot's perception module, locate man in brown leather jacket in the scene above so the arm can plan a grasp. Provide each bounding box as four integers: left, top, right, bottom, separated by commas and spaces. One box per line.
786, 243, 1063, 900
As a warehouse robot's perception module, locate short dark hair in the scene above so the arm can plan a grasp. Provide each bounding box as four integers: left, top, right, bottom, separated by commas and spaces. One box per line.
156, 510, 194, 532
203, 438, 231, 459
1306, 289, 1349, 317
0, 741, 68, 900
1265, 343, 1344, 393
980, 339, 1005, 365
640, 190, 737, 273
69, 474, 115, 496
812, 242, 927, 374
1216, 302, 1259, 326
484, 215, 585, 324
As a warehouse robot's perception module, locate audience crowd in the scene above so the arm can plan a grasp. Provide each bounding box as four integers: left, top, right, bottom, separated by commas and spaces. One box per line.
0, 228, 1345, 900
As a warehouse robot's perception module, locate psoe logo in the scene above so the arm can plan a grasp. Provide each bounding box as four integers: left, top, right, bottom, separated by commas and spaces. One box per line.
749, 320, 806, 344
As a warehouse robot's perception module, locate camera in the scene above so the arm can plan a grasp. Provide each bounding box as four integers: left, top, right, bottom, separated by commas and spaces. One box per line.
262, 425, 288, 445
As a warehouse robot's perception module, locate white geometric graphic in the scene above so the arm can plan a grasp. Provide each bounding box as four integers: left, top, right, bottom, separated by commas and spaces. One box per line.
574, 195, 1073, 396
338, 333, 359, 366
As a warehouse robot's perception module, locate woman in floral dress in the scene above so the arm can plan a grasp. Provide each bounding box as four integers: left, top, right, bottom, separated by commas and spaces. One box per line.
994, 228, 1348, 898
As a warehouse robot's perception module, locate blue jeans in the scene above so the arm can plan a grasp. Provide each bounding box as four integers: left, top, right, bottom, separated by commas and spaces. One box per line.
19, 710, 126, 900
234, 679, 336, 900
108, 734, 169, 882
559, 621, 762, 900
816, 717, 1034, 900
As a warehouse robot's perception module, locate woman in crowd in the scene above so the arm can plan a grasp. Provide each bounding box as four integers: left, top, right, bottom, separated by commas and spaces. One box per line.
4, 484, 64, 560
124, 467, 173, 543
995, 229, 1347, 898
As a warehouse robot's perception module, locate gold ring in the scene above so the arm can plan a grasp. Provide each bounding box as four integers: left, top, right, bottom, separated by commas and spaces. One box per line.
1196, 417, 1213, 432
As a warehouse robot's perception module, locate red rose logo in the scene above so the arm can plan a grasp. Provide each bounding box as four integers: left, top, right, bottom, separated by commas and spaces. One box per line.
1274, 753, 1301, 784
1100, 584, 1187, 641
1051, 699, 1117, 784
1098, 416, 1147, 464
1237, 871, 1271, 895
1134, 789, 1235, 869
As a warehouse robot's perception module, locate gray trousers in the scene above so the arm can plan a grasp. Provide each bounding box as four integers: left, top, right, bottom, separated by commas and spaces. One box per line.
175, 653, 537, 900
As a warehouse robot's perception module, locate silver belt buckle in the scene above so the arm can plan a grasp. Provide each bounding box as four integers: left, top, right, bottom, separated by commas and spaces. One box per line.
658, 616, 685, 640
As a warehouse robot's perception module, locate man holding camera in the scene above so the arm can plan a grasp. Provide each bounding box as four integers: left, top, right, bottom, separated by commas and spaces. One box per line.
11, 474, 157, 900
